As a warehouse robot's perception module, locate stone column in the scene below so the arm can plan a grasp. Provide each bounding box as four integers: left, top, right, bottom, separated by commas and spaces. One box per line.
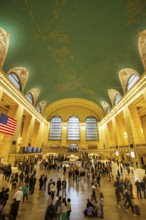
32, 122, 47, 147
98, 124, 104, 149
107, 121, 114, 147
21, 114, 35, 146
123, 106, 134, 144
123, 106, 140, 166
104, 124, 110, 149
11, 105, 24, 153
129, 105, 145, 144
112, 117, 121, 160
80, 122, 86, 149
115, 115, 126, 146
43, 123, 49, 147
31, 121, 40, 146
61, 122, 67, 147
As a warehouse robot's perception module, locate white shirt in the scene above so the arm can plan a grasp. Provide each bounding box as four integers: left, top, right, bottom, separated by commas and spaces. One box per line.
50, 185, 56, 192
92, 185, 96, 190
61, 203, 67, 213
13, 190, 23, 201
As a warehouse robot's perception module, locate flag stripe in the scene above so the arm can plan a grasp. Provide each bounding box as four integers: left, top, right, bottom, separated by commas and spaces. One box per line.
0, 113, 17, 136
0, 123, 16, 128
0, 124, 16, 132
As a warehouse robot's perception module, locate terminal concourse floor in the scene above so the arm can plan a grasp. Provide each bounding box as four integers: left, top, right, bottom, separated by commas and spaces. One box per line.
1, 162, 146, 220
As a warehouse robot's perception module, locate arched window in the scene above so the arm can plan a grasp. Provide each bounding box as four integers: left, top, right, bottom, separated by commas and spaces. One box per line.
67, 116, 80, 140
114, 93, 122, 105
106, 105, 111, 114
26, 92, 34, 105
49, 116, 62, 140
86, 117, 98, 140
127, 74, 140, 91
8, 72, 21, 90
36, 104, 41, 113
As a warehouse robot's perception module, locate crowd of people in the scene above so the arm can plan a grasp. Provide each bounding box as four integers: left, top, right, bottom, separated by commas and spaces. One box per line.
114, 162, 146, 216
0, 157, 145, 219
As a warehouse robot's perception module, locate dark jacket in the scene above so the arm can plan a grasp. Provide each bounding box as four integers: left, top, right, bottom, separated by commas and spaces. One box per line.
9, 200, 19, 218
44, 204, 55, 220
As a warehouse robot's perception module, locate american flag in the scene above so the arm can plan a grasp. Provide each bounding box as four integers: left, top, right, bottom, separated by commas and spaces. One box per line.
0, 113, 17, 135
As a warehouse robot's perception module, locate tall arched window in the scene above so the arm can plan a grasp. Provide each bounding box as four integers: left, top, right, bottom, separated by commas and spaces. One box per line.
114, 93, 122, 105
106, 105, 111, 114
26, 92, 34, 105
8, 72, 21, 90
86, 117, 98, 140
49, 116, 62, 140
127, 74, 140, 91
67, 116, 80, 140
36, 104, 41, 113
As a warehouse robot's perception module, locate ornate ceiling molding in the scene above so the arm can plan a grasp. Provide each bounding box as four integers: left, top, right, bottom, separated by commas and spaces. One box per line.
0, 28, 9, 70
108, 89, 120, 106
27, 88, 40, 105
118, 68, 140, 93
38, 100, 47, 113
101, 101, 110, 114
43, 98, 105, 121
0, 71, 47, 124
100, 73, 146, 125
7, 67, 29, 92
138, 30, 146, 71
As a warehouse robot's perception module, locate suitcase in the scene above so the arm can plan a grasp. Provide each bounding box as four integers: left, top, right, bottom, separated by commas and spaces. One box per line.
134, 205, 141, 215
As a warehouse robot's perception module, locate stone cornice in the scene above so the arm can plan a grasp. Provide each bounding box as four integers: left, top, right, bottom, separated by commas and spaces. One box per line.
0, 71, 48, 125
99, 74, 146, 125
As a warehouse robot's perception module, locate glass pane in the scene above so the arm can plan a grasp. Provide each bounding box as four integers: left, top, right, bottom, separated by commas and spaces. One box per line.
8, 73, 21, 90
86, 117, 98, 140
67, 116, 80, 140
26, 93, 34, 104
127, 74, 140, 91
106, 105, 111, 114
114, 94, 121, 105
36, 105, 41, 113
49, 116, 62, 140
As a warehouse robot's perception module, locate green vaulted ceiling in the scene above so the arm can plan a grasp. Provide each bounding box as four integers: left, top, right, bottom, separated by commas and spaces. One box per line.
0, 0, 146, 107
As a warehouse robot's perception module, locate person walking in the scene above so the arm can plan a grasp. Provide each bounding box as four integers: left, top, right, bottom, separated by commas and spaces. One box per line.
43, 175, 48, 190
44, 198, 55, 220
9, 199, 19, 220
50, 182, 56, 201
13, 187, 23, 206
67, 198, 71, 220
62, 179, 67, 198
124, 189, 136, 216
61, 198, 68, 220
99, 192, 104, 218
54, 196, 62, 220
39, 174, 44, 190
115, 186, 121, 208
22, 184, 29, 202
57, 178, 62, 196
135, 180, 142, 199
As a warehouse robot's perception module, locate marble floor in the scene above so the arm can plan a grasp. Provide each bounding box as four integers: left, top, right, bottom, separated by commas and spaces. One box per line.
1, 162, 146, 220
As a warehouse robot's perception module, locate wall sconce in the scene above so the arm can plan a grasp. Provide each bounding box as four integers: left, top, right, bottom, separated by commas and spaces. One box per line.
130, 151, 135, 158
123, 132, 127, 139
17, 137, 22, 144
